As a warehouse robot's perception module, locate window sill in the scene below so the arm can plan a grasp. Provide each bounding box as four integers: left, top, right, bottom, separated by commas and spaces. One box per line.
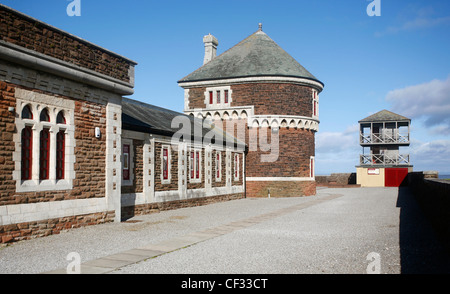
16, 179, 73, 192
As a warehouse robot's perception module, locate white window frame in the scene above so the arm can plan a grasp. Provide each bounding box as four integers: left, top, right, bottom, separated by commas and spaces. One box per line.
122, 138, 134, 187
215, 151, 222, 182
233, 153, 240, 181
312, 89, 319, 119
161, 145, 171, 184
13, 89, 75, 192
310, 156, 315, 179
204, 86, 232, 109
189, 148, 202, 183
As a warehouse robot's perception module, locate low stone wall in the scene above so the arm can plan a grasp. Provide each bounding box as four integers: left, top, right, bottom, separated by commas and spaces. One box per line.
121, 193, 245, 221
0, 211, 115, 244
246, 181, 316, 197
316, 173, 359, 187
408, 171, 450, 252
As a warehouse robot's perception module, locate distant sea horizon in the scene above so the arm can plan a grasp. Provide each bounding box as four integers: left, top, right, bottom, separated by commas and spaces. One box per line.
439, 174, 450, 179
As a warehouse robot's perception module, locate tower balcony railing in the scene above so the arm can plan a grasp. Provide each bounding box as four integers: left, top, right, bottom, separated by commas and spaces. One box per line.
360, 154, 410, 166
360, 132, 410, 145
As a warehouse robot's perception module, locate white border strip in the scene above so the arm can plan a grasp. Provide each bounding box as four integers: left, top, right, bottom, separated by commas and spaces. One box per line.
179, 76, 324, 91
246, 177, 314, 182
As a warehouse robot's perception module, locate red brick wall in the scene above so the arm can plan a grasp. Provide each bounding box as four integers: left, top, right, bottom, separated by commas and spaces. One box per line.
0, 6, 133, 83
246, 127, 315, 178
187, 87, 207, 109
231, 83, 313, 116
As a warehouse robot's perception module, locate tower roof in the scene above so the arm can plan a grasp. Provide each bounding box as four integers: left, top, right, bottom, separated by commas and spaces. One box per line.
359, 110, 410, 123
178, 27, 323, 86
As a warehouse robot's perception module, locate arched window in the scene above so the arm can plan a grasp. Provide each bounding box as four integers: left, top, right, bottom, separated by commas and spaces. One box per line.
56, 130, 65, 180
56, 111, 66, 124
40, 108, 50, 122
21, 105, 33, 119
39, 128, 50, 180
21, 126, 33, 180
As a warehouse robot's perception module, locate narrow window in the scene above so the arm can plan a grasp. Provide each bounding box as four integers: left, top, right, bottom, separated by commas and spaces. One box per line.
216, 152, 221, 179
190, 151, 194, 179
56, 130, 65, 180
196, 151, 200, 179
40, 108, 50, 122
209, 91, 213, 104
234, 154, 239, 179
123, 144, 130, 181
310, 157, 315, 178
217, 91, 221, 104
224, 90, 229, 104
39, 128, 50, 180
56, 111, 66, 124
22, 105, 33, 119
21, 126, 33, 180
163, 147, 169, 180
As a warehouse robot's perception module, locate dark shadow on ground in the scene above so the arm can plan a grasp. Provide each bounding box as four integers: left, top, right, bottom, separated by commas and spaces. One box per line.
397, 187, 450, 273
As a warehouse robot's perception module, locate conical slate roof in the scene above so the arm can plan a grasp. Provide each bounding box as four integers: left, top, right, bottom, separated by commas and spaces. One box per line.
359, 110, 410, 123
178, 28, 323, 86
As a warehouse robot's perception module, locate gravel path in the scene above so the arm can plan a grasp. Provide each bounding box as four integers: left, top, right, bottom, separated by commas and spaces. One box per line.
1, 187, 449, 274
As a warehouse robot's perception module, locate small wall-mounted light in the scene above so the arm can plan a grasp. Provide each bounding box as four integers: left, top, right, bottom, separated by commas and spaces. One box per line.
95, 127, 101, 138
8, 107, 15, 113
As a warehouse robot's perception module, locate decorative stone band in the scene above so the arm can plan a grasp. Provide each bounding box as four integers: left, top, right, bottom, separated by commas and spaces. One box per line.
0, 40, 135, 95
0, 198, 108, 226
249, 115, 319, 132
185, 106, 319, 132
178, 76, 324, 92
246, 177, 314, 182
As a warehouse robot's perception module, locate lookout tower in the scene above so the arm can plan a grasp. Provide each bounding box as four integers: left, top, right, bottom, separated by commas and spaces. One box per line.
178, 25, 324, 197
356, 110, 413, 187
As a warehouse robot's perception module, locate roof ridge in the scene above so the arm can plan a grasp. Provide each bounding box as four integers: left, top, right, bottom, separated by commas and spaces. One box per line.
178, 30, 261, 82
178, 28, 322, 84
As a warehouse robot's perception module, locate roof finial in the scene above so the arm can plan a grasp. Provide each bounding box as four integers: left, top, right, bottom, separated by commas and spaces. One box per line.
258, 23, 262, 31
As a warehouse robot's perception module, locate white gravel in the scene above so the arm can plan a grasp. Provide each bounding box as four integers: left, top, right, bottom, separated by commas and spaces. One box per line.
1, 187, 449, 274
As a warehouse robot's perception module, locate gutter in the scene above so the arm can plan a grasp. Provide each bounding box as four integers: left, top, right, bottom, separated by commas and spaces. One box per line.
0, 40, 135, 96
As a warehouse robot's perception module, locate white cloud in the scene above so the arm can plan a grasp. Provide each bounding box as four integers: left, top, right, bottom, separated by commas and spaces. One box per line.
316, 124, 359, 154
315, 125, 360, 174
386, 76, 450, 133
375, 6, 450, 37
410, 139, 450, 173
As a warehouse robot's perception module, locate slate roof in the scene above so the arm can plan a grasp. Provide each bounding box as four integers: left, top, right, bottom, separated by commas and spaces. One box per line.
359, 110, 410, 123
178, 29, 323, 86
122, 98, 245, 148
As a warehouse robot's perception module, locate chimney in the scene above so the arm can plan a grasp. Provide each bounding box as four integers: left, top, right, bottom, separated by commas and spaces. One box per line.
203, 33, 218, 65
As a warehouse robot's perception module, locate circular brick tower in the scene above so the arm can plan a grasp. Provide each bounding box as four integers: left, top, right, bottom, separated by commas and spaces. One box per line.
178, 25, 324, 197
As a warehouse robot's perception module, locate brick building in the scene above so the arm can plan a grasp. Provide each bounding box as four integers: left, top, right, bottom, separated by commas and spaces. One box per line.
0, 5, 245, 243
179, 24, 324, 197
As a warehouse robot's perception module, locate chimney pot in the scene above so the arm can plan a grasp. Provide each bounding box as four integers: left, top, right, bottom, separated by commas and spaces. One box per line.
203, 34, 218, 65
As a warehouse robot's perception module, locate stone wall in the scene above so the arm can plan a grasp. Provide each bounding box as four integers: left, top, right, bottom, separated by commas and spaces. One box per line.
0, 5, 135, 244
408, 171, 450, 252
246, 180, 315, 198
0, 6, 135, 83
122, 193, 244, 221
316, 173, 358, 187
0, 211, 114, 243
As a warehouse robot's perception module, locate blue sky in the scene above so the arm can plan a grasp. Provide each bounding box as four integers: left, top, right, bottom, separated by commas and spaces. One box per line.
2, 0, 450, 175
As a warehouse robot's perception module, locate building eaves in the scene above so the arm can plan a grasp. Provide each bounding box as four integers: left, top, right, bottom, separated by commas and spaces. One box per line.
359, 110, 410, 123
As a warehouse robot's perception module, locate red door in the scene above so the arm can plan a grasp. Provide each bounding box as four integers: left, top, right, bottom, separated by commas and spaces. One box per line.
385, 168, 408, 187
